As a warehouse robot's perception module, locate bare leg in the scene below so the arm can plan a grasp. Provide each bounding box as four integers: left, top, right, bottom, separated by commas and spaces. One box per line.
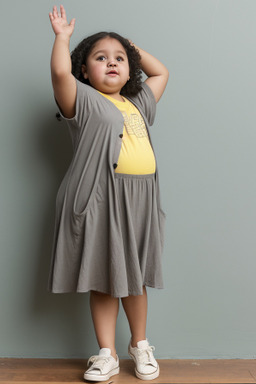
90, 291, 119, 359
121, 286, 148, 347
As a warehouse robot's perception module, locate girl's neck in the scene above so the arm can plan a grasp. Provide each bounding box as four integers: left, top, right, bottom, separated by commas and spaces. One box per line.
99, 91, 125, 102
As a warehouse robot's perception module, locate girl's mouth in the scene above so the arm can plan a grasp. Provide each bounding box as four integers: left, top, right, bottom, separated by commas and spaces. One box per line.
107, 70, 118, 76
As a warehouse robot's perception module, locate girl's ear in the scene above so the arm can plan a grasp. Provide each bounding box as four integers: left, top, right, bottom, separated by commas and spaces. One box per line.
81, 64, 88, 79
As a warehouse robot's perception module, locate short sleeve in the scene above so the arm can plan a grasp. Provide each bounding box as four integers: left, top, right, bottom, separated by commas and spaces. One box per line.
55, 79, 93, 150
128, 82, 157, 126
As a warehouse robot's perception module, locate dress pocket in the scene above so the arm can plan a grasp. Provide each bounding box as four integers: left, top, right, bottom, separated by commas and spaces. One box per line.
73, 181, 105, 217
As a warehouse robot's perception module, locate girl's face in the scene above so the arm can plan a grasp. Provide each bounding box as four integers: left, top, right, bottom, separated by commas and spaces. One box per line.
82, 37, 130, 99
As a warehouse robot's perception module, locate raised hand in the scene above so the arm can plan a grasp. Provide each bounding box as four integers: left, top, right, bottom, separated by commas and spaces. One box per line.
49, 5, 75, 37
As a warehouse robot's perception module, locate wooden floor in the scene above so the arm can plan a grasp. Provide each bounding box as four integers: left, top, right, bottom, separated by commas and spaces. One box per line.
0, 358, 256, 384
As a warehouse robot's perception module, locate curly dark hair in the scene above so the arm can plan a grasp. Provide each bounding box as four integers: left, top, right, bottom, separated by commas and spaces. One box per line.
71, 32, 142, 96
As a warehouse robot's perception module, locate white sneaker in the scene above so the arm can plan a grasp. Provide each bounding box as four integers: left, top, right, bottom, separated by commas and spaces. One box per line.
128, 339, 160, 380
84, 348, 120, 382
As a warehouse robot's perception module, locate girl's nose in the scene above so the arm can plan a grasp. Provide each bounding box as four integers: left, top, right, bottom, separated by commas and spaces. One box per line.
108, 60, 117, 67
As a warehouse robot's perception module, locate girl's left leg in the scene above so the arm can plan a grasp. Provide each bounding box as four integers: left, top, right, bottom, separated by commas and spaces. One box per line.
121, 286, 147, 347
121, 286, 159, 381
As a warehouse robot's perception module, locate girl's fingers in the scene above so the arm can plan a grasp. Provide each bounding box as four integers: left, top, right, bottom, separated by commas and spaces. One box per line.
49, 5, 74, 32
52, 6, 58, 19
60, 5, 67, 20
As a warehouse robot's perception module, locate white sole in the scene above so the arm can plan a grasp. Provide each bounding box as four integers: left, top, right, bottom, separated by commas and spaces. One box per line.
84, 366, 120, 382
129, 352, 160, 380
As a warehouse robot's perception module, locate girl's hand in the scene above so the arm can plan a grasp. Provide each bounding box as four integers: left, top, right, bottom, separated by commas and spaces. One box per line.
49, 5, 75, 37
129, 41, 169, 103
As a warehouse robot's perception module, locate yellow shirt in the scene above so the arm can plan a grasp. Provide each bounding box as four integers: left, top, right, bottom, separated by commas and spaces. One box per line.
98, 92, 156, 174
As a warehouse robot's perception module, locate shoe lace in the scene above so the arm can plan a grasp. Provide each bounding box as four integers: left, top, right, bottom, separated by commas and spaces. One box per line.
88, 355, 112, 370
137, 346, 156, 365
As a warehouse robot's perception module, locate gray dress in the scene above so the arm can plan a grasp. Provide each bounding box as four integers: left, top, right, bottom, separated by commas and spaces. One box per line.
48, 79, 166, 297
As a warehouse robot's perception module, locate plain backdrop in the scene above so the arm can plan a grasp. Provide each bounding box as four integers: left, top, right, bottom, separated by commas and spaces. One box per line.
0, 0, 256, 358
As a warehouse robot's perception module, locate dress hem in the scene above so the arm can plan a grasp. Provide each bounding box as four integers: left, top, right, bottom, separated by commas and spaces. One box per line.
49, 282, 164, 298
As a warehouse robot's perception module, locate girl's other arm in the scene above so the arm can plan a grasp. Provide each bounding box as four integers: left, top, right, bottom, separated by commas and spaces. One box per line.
49, 5, 76, 118
132, 43, 169, 103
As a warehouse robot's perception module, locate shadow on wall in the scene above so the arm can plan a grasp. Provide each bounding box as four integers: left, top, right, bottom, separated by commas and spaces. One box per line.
30, 108, 95, 358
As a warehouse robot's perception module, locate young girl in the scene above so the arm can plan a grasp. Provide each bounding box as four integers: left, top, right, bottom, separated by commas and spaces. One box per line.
48, 5, 169, 382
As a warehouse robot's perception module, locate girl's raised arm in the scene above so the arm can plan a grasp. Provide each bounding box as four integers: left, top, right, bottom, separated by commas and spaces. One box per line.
131, 42, 169, 103
49, 5, 77, 118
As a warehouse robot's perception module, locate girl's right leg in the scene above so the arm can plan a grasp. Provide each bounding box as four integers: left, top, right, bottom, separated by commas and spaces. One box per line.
90, 290, 119, 359
84, 291, 120, 381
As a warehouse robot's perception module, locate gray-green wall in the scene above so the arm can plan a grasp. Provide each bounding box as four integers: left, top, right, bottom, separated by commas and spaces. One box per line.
1, 0, 256, 358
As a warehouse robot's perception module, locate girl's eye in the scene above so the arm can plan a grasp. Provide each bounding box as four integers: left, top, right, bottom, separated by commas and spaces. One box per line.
117, 56, 124, 62
97, 56, 106, 61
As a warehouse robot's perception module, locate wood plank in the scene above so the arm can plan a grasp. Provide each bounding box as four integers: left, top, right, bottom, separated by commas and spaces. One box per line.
0, 358, 256, 383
